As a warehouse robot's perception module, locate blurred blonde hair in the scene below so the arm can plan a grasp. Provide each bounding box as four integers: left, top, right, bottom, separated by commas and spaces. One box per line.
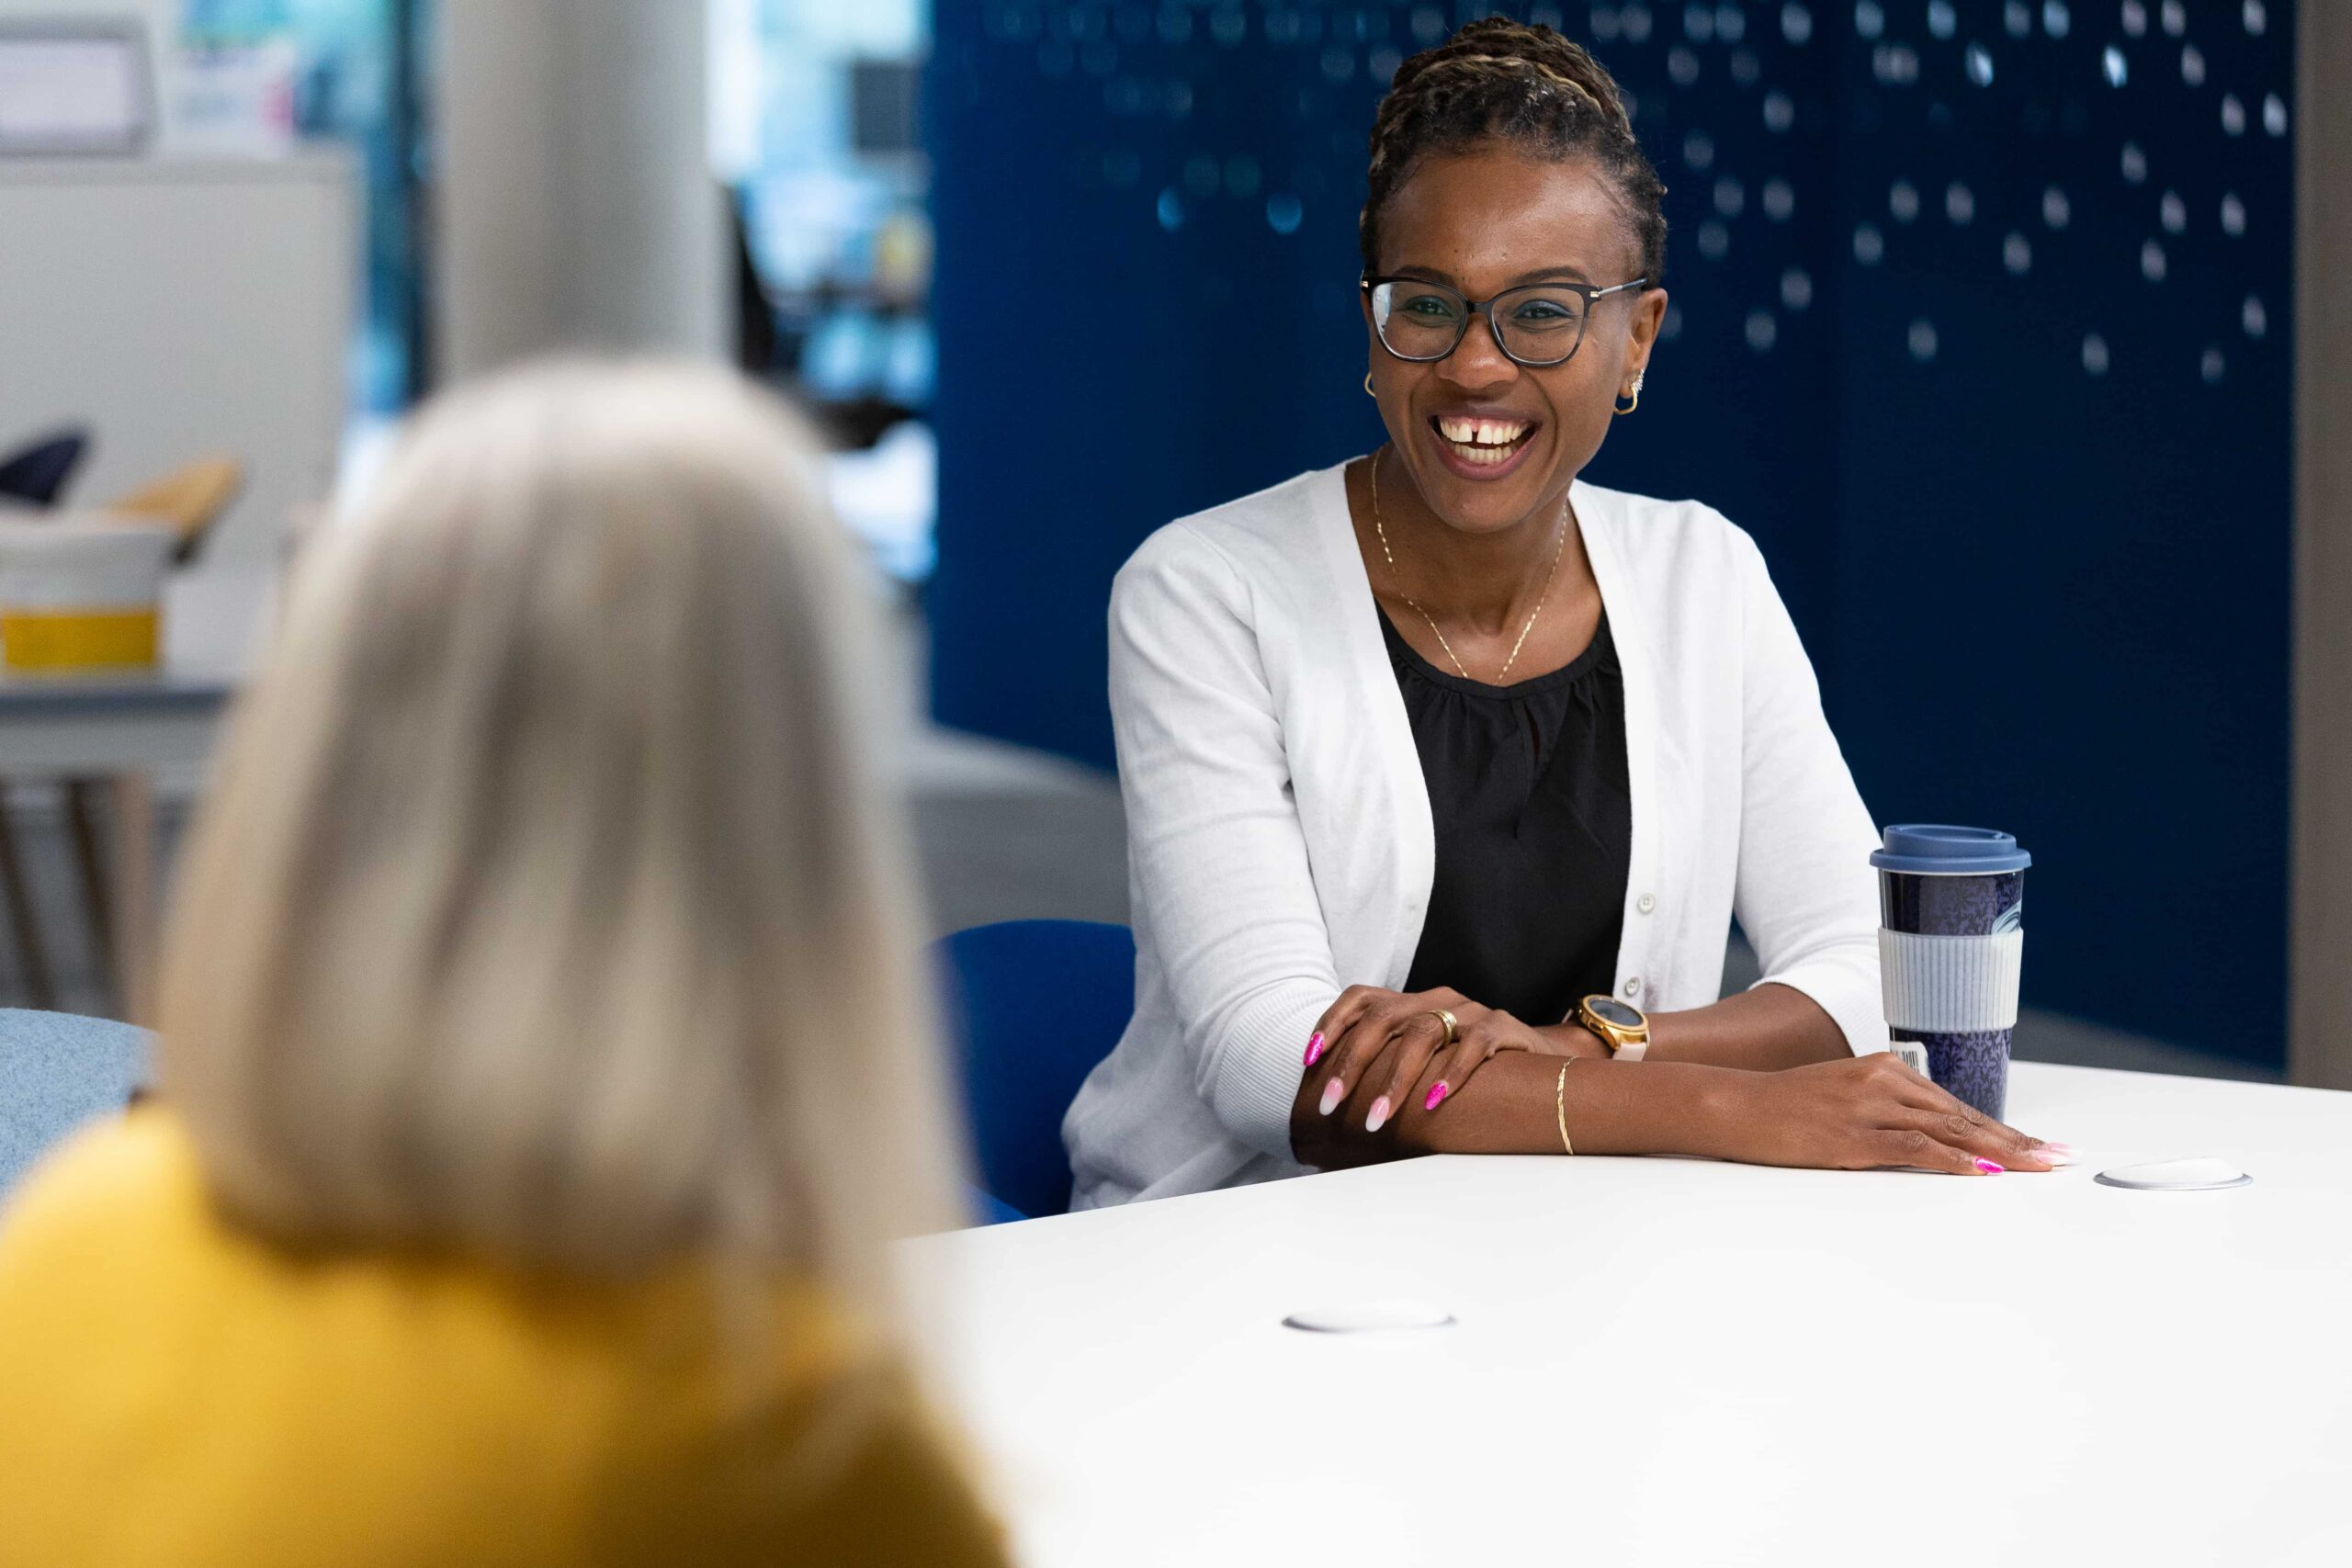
155, 361, 962, 1314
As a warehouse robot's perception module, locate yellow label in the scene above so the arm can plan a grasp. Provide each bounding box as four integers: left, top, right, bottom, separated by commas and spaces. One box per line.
1, 608, 161, 671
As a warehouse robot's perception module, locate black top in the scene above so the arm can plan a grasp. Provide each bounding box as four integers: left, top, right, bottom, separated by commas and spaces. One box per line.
1383, 608, 1633, 1027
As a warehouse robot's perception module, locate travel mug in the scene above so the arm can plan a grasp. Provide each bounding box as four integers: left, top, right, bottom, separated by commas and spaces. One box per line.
1870, 825, 2030, 1122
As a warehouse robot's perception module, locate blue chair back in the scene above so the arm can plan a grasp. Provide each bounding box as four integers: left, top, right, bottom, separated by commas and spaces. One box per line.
0, 1010, 150, 1198
935, 919, 1134, 1222
0, 430, 90, 507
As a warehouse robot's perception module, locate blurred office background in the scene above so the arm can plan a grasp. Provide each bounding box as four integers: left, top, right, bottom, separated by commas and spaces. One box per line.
2, 2, 2345, 1088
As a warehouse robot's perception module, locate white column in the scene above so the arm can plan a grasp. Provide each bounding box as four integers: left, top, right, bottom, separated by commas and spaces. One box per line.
2292, 0, 2352, 1089
434, 0, 724, 381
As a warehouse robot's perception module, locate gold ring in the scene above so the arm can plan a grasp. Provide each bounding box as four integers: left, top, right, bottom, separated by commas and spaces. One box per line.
1425, 1009, 1459, 1046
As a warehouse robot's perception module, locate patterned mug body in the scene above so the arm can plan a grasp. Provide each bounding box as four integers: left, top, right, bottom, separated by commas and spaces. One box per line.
1880, 870, 2024, 1122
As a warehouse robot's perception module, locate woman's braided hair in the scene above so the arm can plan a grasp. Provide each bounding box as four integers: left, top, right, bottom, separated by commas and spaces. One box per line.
1362, 17, 1668, 288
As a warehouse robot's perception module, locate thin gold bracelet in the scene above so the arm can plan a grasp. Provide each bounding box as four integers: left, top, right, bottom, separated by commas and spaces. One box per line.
1555, 1062, 1576, 1156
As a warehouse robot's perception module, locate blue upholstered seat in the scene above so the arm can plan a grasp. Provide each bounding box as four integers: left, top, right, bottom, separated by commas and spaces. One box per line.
0, 1009, 150, 1199
936, 919, 1135, 1223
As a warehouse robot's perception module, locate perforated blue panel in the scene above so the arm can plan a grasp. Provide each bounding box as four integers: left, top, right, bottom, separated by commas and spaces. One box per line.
926, 2, 2291, 1064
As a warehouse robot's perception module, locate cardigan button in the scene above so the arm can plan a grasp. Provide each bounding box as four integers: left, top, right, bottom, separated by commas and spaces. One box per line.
1636, 893, 1657, 915
1623, 976, 1643, 998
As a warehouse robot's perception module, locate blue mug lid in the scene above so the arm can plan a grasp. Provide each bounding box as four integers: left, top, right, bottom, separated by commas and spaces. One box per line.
1869, 823, 2031, 874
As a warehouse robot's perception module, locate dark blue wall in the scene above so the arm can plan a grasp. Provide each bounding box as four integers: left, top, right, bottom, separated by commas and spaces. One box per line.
925, 1, 2293, 1066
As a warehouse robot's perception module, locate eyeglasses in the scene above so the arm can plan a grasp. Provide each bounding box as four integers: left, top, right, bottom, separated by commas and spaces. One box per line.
1363, 275, 1650, 368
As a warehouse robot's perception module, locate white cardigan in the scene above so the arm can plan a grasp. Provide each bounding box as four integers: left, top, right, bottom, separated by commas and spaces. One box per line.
1063, 463, 1887, 1208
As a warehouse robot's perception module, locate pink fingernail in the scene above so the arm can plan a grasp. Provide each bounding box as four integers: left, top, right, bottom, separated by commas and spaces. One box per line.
1304, 1032, 1324, 1067
1974, 1158, 2005, 1175
2039, 1142, 2075, 1156
2035, 1147, 2075, 1168
1424, 1081, 1450, 1111
1364, 1096, 1392, 1134
1318, 1078, 1345, 1117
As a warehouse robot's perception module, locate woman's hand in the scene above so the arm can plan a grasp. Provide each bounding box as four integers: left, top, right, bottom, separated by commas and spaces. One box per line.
1303, 985, 1587, 1133
1705, 1052, 2060, 1174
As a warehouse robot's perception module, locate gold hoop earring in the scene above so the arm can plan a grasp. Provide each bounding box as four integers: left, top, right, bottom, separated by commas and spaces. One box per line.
1364, 372, 1376, 398
1612, 370, 1645, 417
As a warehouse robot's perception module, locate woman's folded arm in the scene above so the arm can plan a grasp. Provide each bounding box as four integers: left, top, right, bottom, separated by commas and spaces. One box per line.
1290, 1028, 2056, 1175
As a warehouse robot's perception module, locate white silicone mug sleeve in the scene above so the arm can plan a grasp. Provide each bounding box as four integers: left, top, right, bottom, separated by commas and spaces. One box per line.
1877, 929, 2024, 1032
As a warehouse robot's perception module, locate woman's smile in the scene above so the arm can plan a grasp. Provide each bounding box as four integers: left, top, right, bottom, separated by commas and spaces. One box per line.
1423, 407, 1544, 480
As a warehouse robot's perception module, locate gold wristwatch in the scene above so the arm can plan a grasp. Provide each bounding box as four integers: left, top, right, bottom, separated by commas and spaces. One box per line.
1576, 994, 1650, 1061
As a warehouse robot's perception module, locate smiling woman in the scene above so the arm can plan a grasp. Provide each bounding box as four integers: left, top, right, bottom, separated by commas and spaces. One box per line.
1061, 18, 2067, 1210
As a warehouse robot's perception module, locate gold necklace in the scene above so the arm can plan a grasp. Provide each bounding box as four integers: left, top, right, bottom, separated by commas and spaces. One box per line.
1367, 447, 1570, 685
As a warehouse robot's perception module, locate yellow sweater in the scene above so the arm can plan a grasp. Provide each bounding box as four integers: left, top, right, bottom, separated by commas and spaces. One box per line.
0, 1111, 1008, 1568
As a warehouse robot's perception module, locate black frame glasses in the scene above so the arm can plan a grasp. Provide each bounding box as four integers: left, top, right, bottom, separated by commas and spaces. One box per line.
1362, 275, 1650, 368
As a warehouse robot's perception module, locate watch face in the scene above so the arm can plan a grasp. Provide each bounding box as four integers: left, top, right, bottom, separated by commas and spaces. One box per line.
1588, 996, 1644, 1030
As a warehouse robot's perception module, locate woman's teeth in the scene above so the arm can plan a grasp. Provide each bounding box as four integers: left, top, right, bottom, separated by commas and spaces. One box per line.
1434, 416, 1532, 465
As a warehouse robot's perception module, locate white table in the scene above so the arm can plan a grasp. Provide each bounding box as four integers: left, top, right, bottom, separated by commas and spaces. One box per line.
0, 671, 232, 1017
906, 1063, 2352, 1567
